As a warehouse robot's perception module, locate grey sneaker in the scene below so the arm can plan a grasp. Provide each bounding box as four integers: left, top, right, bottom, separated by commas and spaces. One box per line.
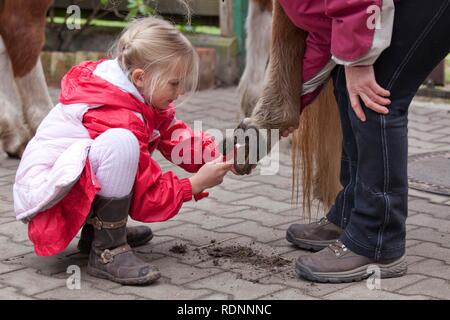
295, 240, 408, 283
286, 217, 343, 251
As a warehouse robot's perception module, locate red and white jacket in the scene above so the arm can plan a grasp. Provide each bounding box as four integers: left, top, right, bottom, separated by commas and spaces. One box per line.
13, 59, 218, 256
277, 0, 396, 107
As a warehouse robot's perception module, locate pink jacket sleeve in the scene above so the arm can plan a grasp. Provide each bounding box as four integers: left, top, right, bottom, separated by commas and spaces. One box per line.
157, 118, 219, 173
325, 0, 395, 65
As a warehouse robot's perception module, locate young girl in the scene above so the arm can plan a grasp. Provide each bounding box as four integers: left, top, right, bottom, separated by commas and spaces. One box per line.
13, 17, 232, 285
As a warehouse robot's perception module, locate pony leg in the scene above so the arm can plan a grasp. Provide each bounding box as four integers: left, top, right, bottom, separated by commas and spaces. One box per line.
250, 0, 307, 130
0, 36, 30, 157
238, 0, 272, 117
235, 1, 342, 214
15, 58, 53, 134
232, 0, 306, 174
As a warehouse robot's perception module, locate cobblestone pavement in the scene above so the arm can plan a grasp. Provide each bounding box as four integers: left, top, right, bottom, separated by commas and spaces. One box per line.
0, 87, 449, 300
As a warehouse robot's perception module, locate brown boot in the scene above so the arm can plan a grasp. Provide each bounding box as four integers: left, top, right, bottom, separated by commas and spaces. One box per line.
286, 217, 343, 251
77, 224, 154, 254
295, 240, 407, 283
86, 194, 161, 285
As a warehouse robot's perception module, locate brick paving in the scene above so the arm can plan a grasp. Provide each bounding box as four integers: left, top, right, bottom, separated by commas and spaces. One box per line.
0, 87, 449, 300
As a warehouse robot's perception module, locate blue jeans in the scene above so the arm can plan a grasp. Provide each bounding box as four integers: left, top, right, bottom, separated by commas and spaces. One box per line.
327, 0, 450, 261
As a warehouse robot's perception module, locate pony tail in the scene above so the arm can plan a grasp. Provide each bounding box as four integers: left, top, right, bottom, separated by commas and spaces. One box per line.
292, 79, 342, 220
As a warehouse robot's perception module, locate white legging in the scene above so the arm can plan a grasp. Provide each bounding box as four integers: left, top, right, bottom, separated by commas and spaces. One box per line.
88, 128, 140, 198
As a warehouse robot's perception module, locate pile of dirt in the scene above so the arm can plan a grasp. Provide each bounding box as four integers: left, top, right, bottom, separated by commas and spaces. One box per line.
204, 244, 291, 270
169, 243, 188, 254
167, 240, 295, 283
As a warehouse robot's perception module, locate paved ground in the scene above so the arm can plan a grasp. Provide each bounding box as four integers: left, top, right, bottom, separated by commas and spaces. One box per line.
0, 87, 449, 300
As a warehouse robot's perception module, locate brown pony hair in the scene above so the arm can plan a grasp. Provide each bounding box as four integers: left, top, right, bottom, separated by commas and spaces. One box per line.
292, 80, 342, 218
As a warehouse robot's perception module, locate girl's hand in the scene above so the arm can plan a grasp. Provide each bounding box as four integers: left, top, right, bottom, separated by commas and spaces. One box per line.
189, 157, 233, 194
344, 65, 391, 122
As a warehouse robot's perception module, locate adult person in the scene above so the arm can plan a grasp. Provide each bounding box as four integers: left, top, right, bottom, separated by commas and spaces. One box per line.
283, 0, 450, 282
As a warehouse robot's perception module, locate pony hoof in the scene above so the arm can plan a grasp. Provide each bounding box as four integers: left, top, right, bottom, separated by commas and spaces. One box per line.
230, 118, 266, 175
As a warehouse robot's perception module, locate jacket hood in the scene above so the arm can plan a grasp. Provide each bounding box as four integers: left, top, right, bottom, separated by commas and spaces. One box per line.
59, 59, 175, 121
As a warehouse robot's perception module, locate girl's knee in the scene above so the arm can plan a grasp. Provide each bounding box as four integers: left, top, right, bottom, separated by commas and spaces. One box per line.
94, 128, 138, 151
101, 128, 138, 147
89, 128, 140, 167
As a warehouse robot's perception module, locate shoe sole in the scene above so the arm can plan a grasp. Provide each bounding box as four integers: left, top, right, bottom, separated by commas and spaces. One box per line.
286, 229, 337, 252
78, 232, 154, 254
87, 265, 161, 285
295, 255, 408, 283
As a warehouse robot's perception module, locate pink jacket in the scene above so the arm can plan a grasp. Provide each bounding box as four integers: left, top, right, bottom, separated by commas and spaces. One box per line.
277, 0, 396, 106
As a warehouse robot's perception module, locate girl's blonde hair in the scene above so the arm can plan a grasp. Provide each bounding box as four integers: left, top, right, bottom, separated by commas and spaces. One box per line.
111, 16, 199, 104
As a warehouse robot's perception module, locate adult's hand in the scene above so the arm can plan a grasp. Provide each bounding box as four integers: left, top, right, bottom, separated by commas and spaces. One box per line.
344, 65, 391, 122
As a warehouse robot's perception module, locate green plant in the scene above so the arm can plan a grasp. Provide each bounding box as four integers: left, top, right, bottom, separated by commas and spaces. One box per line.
123, 0, 155, 19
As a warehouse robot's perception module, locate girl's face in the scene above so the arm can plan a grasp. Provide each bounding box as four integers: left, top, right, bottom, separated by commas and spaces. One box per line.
131, 68, 185, 110
151, 76, 185, 110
